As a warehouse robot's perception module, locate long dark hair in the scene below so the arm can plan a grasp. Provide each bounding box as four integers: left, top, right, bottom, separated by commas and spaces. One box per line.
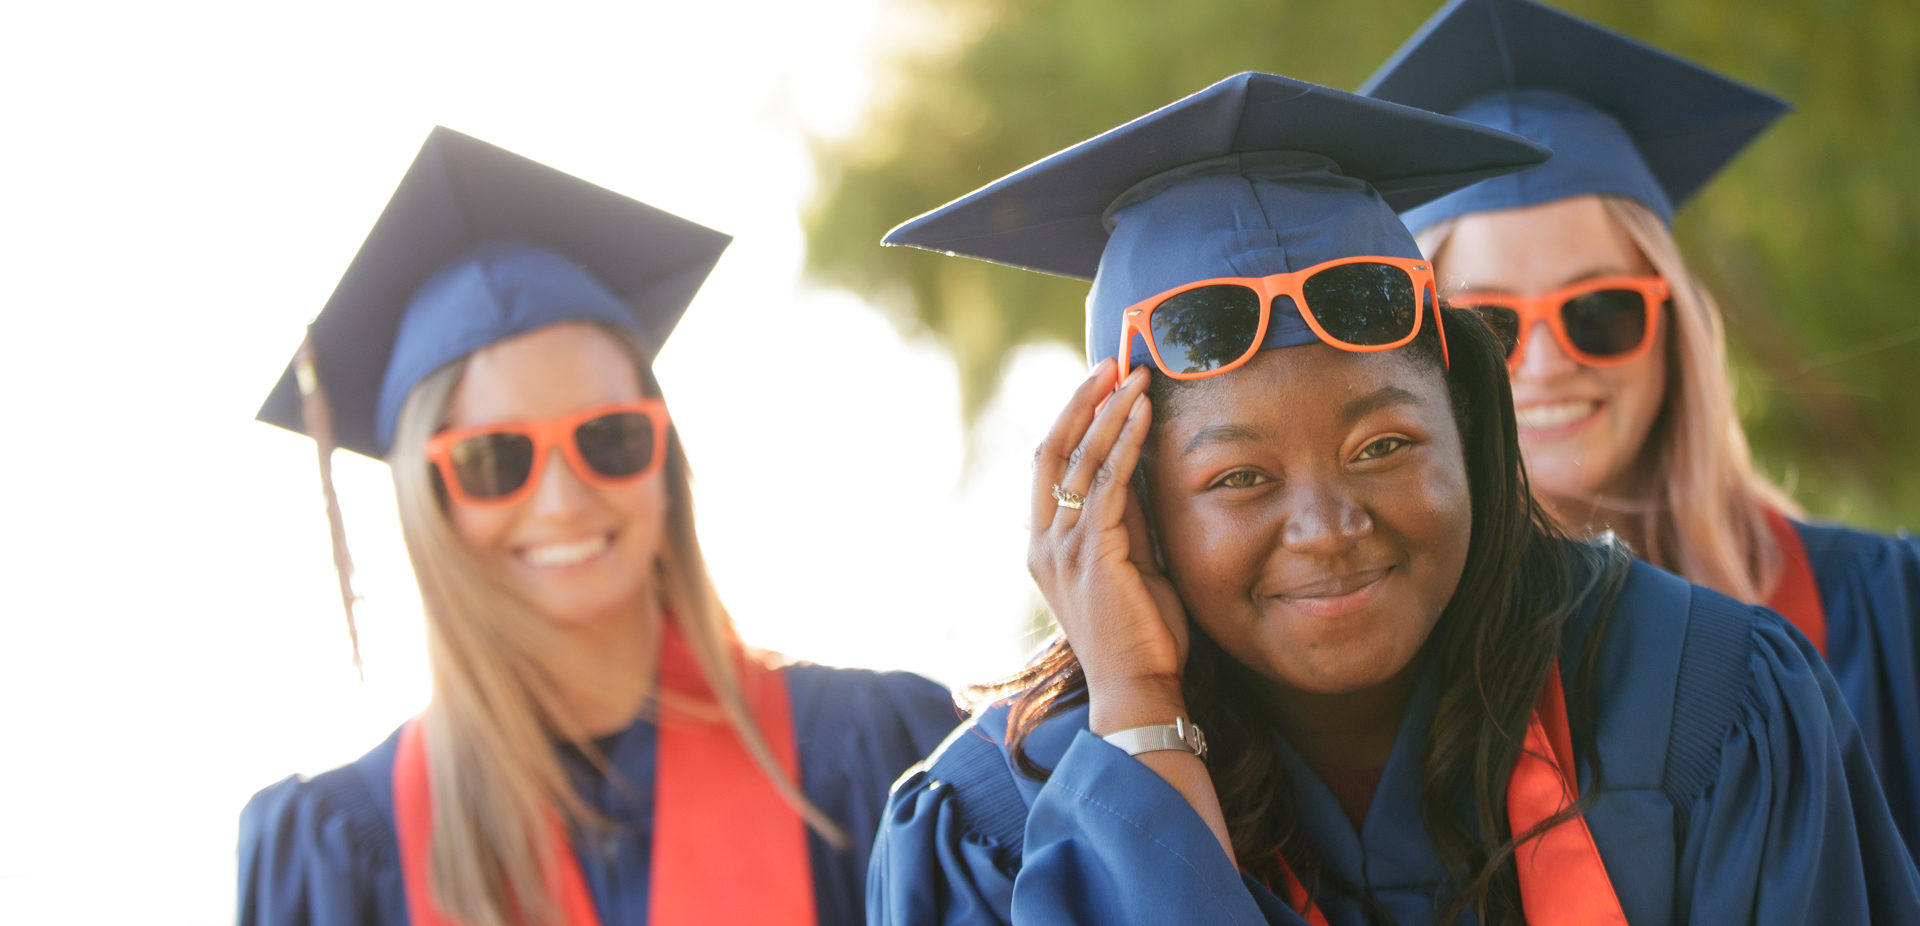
980, 306, 1629, 925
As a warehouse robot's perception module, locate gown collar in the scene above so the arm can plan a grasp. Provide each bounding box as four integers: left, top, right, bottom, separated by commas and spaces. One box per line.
1270, 654, 1453, 892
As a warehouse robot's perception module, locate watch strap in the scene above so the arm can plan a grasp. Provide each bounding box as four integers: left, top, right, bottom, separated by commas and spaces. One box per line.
1101, 718, 1207, 759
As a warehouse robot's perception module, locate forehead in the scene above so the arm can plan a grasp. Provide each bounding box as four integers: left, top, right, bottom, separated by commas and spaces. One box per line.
448, 322, 643, 426
1156, 345, 1448, 438
1437, 195, 1650, 292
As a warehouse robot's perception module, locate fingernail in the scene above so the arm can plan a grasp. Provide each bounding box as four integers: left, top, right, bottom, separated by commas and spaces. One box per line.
1129, 395, 1148, 418
1090, 357, 1115, 377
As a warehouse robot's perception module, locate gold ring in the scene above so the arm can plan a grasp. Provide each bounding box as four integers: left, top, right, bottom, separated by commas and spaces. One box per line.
1052, 484, 1086, 510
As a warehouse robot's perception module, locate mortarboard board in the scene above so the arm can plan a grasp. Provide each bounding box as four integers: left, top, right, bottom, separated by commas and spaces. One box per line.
1360, 0, 1790, 231
256, 127, 732, 459
881, 72, 1550, 367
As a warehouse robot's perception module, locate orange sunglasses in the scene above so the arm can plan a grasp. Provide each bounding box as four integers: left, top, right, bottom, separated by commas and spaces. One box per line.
425, 398, 670, 508
1116, 255, 1445, 384
1449, 275, 1668, 371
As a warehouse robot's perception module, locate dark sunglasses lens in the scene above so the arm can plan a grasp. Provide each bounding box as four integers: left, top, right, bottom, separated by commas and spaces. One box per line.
449, 433, 536, 499
1148, 285, 1263, 374
1301, 263, 1418, 345
576, 412, 658, 478
1562, 290, 1649, 357
1475, 306, 1523, 358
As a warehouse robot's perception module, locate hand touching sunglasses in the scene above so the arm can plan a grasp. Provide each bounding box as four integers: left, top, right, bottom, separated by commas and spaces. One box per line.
1449, 275, 1668, 371
425, 399, 669, 507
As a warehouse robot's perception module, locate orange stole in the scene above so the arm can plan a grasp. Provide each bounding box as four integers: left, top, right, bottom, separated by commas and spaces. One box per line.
1763, 509, 1829, 656
392, 620, 816, 926
1275, 663, 1626, 926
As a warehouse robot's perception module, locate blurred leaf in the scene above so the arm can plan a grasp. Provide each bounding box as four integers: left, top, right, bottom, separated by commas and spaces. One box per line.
805, 0, 1920, 530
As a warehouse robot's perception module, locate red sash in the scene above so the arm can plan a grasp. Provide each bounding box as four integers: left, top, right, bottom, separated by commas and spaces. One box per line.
1763, 509, 1828, 656
1275, 663, 1626, 926
393, 620, 817, 926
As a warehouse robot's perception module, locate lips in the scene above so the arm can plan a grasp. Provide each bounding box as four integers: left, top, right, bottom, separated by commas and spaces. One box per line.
1515, 399, 1600, 432
1272, 567, 1393, 619
517, 533, 612, 569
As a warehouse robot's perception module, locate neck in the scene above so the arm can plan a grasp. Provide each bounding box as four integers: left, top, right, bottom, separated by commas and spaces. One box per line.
549, 591, 664, 738
1538, 443, 1663, 556
1262, 652, 1424, 769
1538, 485, 1651, 557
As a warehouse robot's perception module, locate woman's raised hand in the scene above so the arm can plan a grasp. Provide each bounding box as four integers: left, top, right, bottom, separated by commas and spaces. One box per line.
1029, 359, 1191, 733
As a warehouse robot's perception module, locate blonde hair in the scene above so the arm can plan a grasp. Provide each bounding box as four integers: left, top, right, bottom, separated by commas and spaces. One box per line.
1418, 195, 1801, 605
305, 323, 839, 926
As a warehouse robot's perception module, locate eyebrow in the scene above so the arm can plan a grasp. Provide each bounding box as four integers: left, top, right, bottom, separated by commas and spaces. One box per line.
1182, 423, 1268, 456
1179, 387, 1424, 455
1452, 266, 1635, 295
1340, 386, 1424, 426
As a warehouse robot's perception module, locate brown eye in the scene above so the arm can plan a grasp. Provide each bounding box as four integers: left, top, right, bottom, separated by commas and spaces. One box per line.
1219, 470, 1267, 489
1356, 437, 1410, 461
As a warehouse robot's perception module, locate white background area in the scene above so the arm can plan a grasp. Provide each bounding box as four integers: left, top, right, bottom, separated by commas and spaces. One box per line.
0, 2, 1086, 922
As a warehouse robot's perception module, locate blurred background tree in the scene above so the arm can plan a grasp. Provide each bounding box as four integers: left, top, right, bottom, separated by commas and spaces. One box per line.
804, 0, 1920, 531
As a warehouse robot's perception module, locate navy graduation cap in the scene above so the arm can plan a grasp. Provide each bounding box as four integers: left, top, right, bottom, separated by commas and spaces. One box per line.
881, 71, 1550, 367
1361, 0, 1790, 231
257, 127, 732, 459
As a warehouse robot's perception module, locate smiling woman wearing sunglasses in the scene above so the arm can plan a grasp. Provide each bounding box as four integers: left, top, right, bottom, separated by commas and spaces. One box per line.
1365, 0, 1920, 857
866, 72, 1919, 926
237, 129, 958, 926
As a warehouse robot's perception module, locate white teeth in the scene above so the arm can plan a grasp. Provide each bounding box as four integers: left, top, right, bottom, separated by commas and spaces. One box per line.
1515, 401, 1599, 430
520, 535, 609, 568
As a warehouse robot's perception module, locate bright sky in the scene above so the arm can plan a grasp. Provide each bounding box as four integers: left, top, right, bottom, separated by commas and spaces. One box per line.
0, 3, 1085, 922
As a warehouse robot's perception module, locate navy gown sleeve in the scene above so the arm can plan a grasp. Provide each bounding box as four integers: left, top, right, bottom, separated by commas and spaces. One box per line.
1677, 607, 1920, 924
1799, 521, 1920, 858
237, 728, 407, 926
787, 664, 964, 926
869, 707, 1304, 926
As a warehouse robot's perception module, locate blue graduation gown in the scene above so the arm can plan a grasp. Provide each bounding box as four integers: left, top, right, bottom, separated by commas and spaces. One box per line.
239, 664, 961, 926
1798, 520, 1920, 860
870, 560, 1920, 925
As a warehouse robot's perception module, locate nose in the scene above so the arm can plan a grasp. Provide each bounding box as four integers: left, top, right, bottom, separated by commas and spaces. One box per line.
1280, 480, 1373, 559
525, 445, 595, 516
1512, 319, 1579, 382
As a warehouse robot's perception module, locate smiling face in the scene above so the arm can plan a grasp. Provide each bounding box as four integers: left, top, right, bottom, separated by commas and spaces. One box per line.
1434, 195, 1667, 503
442, 322, 668, 629
1143, 344, 1472, 696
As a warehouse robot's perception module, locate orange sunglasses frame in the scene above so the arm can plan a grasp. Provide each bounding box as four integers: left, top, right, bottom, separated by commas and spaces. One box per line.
424, 398, 671, 508
1449, 275, 1667, 372
1116, 255, 1445, 385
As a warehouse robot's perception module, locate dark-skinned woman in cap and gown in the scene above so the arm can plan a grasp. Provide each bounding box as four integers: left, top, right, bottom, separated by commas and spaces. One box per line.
865, 72, 1920, 925
237, 129, 959, 926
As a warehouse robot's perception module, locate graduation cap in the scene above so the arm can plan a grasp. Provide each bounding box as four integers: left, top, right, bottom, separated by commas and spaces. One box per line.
881, 71, 1550, 366
1360, 0, 1790, 231
257, 126, 732, 459
256, 127, 730, 670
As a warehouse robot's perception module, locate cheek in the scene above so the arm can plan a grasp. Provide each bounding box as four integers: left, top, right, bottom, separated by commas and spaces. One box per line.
1364, 444, 1474, 631
1597, 337, 1668, 448
448, 504, 517, 560
610, 478, 669, 549
1158, 500, 1272, 606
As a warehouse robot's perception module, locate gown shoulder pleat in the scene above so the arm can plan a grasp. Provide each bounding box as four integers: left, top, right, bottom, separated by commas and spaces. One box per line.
1795, 519, 1920, 858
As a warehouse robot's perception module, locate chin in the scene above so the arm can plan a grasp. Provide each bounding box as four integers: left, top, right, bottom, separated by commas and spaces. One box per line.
1262, 627, 1416, 696
1286, 656, 1407, 695
521, 580, 651, 628
1517, 444, 1615, 503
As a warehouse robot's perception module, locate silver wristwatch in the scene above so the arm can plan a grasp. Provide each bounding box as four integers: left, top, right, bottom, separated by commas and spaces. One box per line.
1101, 717, 1208, 761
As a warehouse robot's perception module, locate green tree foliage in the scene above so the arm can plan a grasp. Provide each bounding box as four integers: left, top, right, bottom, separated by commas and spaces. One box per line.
805, 0, 1920, 529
